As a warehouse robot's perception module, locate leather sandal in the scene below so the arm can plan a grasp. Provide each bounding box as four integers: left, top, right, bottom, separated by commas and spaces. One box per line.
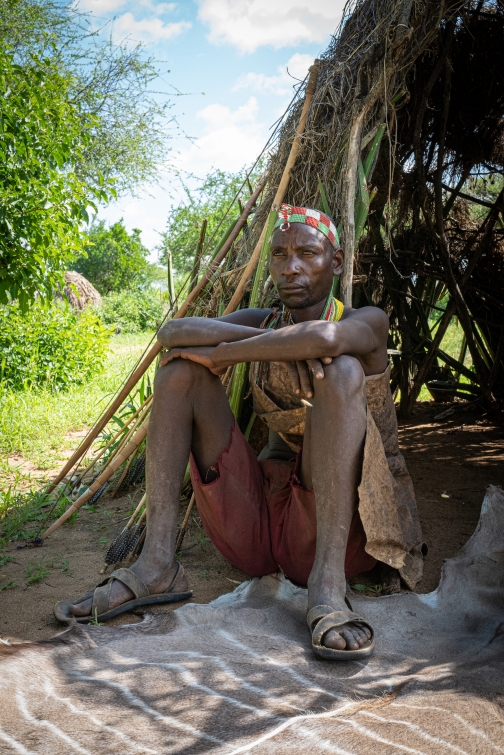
54, 562, 192, 624
307, 602, 375, 660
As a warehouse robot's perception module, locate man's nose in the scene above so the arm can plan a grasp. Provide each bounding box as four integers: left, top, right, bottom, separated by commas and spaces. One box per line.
282, 256, 300, 278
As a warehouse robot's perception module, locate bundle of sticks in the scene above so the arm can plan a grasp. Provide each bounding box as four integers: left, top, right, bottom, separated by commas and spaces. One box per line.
36, 61, 322, 565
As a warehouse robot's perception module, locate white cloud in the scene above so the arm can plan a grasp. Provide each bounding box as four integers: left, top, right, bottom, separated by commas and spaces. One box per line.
177, 97, 267, 175
78, 0, 176, 13
112, 13, 191, 42
197, 0, 345, 53
234, 53, 313, 96
78, 0, 128, 11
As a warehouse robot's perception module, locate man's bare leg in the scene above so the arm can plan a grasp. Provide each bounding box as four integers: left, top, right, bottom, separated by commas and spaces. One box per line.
71, 360, 234, 617
301, 355, 371, 651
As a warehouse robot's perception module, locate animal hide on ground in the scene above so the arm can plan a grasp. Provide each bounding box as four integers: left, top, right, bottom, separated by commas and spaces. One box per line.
1, 485, 503, 754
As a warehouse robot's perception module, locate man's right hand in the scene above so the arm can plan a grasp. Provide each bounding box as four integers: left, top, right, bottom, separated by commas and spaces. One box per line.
159, 345, 229, 376
281, 357, 333, 399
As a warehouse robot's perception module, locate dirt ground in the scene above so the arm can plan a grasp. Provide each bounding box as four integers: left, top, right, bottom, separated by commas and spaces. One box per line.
0, 401, 502, 642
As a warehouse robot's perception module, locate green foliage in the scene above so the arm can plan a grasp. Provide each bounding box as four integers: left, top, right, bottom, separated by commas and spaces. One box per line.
25, 562, 50, 584
0, 46, 110, 308
96, 290, 163, 333
0, 333, 151, 488
158, 168, 262, 277
465, 174, 504, 224
0, 300, 112, 392
0, 0, 176, 196
0, 488, 59, 546
75, 219, 159, 294
24, 554, 70, 583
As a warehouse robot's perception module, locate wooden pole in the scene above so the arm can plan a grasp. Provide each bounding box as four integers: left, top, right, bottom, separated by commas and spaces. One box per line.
75, 393, 153, 484
46, 182, 263, 494
42, 420, 149, 539
189, 219, 207, 292
223, 60, 320, 315
341, 110, 366, 306
175, 493, 196, 552
167, 249, 175, 307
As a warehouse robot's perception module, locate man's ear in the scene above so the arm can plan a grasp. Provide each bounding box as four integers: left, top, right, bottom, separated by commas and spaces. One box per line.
332, 247, 344, 276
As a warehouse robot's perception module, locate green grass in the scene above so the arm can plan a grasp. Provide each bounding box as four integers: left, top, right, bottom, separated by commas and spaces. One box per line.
417, 317, 473, 401
0, 332, 155, 490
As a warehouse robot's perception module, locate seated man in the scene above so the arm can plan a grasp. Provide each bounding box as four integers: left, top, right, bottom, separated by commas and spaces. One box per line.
61, 204, 423, 660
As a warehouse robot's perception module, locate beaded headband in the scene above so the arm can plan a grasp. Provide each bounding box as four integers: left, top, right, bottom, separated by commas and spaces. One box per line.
273, 203, 340, 248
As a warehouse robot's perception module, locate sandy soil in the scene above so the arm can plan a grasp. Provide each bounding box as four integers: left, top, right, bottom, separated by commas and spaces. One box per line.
0, 401, 502, 642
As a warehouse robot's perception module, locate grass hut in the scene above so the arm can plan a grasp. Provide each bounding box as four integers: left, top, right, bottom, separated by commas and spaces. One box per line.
42, 0, 503, 544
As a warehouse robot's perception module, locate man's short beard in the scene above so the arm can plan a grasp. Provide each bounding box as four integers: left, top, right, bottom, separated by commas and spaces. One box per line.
278, 291, 324, 310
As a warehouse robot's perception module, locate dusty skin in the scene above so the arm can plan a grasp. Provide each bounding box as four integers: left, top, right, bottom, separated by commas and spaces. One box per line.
0, 403, 502, 641
68, 223, 389, 654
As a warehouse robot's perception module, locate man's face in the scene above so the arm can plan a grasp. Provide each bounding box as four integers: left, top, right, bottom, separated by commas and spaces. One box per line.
269, 223, 344, 309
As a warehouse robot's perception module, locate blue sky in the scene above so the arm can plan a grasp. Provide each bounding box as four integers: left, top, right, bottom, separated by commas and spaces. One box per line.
79, 0, 346, 256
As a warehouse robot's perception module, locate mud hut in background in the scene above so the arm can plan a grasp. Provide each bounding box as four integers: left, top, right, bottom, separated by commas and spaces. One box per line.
39, 0, 503, 548
58, 271, 102, 310
219, 0, 504, 417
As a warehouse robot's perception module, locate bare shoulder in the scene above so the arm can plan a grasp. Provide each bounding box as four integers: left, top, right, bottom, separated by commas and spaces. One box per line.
344, 305, 389, 335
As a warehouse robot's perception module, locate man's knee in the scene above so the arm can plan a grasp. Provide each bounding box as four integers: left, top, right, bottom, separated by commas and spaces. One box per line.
153, 358, 212, 396
314, 355, 365, 402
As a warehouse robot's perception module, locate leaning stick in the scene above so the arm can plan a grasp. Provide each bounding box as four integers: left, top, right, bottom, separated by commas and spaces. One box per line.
111, 446, 138, 497
41, 420, 149, 539
47, 182, 264, 494
125, 492, 147, 528
175, 493, 196, 552
77, 394, 153, 484
341, 109, 366, 306
223, 60, 320, 315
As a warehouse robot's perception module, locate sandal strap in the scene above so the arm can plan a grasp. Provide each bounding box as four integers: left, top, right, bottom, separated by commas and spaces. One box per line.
92, 581, 113, 618
306, 604, 335, 630
90, 568, 149, 618
108, 568, 150, 599
307, 605, 373, 647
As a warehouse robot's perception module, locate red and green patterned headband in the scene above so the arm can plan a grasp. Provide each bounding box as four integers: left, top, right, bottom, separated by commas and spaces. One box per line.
273, 203, 340, 248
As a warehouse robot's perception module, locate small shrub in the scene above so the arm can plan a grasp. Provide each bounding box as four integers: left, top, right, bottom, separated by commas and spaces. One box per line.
0, 300, 112, 392
96, 290, 163, 333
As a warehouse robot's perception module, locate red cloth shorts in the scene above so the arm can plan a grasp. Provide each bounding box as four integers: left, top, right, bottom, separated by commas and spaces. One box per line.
190, 421, 376, 587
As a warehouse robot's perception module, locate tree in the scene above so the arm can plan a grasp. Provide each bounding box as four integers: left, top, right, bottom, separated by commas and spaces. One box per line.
158, 168, 262, 278
0, 0, 177, 196
75, 219, 158, 294
0, 0, 179, 308
0, 47, 109, 309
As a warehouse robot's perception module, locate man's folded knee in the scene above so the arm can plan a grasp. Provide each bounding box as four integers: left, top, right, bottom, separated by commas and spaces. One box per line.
154, 358, 208, 393
315, 355, 365, 398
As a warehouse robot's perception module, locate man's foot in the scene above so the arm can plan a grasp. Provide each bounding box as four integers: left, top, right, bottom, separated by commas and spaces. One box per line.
309, 597, 371, 651
307, 597, 375, 660
70, 561, 185, 618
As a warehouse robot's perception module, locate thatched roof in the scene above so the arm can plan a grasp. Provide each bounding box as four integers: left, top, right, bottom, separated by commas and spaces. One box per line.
219, 0, 504, 414
62, 271, 102, 310
42, 0, 504, 537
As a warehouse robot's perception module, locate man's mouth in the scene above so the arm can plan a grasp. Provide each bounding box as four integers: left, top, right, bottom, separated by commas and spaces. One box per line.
279, 285, 305, 293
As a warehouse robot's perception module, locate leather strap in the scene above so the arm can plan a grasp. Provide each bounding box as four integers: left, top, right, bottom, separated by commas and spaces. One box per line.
90, 568, 149, 618
108, 568, 150, 598
307, 604, 373, 647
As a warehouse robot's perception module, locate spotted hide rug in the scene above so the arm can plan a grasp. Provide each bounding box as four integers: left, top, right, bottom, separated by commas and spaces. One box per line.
1, 484, 503, 755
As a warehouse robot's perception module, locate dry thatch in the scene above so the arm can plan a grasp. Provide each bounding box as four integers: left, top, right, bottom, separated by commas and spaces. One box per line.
61, 271, 102, 310
212, 0, 504, 416
40, 0, 503, 541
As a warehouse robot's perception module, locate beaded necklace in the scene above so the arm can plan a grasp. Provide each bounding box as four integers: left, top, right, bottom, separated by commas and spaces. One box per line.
282, 294, 344, 326
255, 294, 345, 386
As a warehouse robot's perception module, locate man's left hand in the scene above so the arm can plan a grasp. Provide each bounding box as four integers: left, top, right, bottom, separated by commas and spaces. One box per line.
159, 346, 228, 375
281, 357, 333, 399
